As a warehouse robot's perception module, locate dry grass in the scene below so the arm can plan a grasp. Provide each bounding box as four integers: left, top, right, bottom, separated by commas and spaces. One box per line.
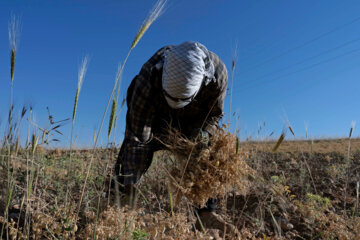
1, 134, 360, 239
79, 206, 207, 240
241, 137, 360, 154
160, 128, 253, 207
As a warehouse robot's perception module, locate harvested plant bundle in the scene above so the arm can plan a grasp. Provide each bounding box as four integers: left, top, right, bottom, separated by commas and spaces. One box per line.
162, 128, 254, 207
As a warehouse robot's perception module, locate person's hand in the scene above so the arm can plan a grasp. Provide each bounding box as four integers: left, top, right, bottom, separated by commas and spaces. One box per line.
190, 128, 210, 148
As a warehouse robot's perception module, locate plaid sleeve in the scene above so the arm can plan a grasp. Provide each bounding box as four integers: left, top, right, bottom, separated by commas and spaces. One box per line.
121, 47, 169, 184
204, 52, 228, 135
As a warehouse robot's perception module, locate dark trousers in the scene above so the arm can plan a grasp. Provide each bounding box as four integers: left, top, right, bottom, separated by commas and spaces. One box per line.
196, 198, 217, 213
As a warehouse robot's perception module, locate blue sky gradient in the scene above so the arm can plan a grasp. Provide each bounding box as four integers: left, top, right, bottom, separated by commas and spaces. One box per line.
1, 0, 359, 147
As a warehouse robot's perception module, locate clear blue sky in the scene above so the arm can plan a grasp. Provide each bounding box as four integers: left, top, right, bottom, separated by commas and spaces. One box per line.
1, 0, 359, 147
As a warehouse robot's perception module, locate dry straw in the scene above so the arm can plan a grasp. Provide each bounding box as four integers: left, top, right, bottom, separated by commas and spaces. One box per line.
161, 128, 253, 207
80, 206, 206, 239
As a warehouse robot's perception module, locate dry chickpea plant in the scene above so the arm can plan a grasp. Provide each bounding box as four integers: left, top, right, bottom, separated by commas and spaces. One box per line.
1, 1, 360, 239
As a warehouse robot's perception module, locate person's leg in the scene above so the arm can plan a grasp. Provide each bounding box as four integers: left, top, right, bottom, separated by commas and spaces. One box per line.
114, 140, 126, 190
114, 139, 156, 206
195, 198, 238, 235
114, 140, 135, 206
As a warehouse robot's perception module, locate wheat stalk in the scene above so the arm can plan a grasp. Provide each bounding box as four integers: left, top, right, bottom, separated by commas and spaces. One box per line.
7, 15, 21, 148
9, 15, 20, 83
10, 50, 15, 83
31, 132, 39, 156
288, 125, 295, 137
344, 121, 356, 211
131, 0, 166, 50
108, 98, 117, 138
65, 56, 89, 205
228, 42, 237, 127
1, 16, 21, 239
76, 0, 167, 220
72, 56, 89, 124
273, 132, 285, 152
349, 121, 355, 138
226, 43, 237, 234
108, 63, 123, 139
108, 0, 167, 140
108, 0, 166, 138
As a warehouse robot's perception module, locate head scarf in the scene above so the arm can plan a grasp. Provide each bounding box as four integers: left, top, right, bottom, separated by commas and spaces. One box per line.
162, 41, 215, 109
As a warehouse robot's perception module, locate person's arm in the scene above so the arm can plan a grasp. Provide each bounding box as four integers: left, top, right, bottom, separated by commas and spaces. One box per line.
203, 52, 228, 135
121, 73, 155, 184
120, 47, 168, 184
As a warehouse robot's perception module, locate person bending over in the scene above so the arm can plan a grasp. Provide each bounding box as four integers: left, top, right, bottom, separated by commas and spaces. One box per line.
115, 41, 236, 233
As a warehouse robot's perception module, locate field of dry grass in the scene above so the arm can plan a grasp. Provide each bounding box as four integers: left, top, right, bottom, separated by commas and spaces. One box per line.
1, 134, 359, 239
242, 138, 360, 154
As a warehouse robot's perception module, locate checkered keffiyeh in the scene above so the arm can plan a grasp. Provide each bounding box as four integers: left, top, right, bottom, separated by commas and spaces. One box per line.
162, 41, 215, 109
115, 44, 228, 185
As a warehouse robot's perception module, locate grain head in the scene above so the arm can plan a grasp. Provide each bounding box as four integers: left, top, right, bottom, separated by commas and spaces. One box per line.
72, 56, 89, 124
8, 15, 21, 82
131, 0, 167, 50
